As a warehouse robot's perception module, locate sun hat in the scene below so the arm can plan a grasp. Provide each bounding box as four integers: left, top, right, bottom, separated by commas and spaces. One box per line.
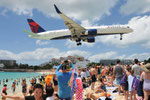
142, 63, 150, 73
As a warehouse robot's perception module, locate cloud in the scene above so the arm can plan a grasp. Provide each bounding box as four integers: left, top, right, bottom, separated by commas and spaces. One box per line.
89, 51, 117, 62
89, 51, 150, 62
0, 0, 118, 23
0, 48, 90, 65
127, 53, 150, 61
36, 40, 50, 46
97, 16, 150, 48
0, 49, 150, 65
120, 0, 150, 15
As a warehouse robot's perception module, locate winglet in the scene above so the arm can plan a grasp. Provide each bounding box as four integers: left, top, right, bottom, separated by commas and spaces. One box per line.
54, 4, 62, 14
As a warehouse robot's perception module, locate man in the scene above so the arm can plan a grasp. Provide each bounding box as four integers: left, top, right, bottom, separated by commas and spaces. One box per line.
1, 84, 47, 100
90, 66, 97, 90
56, 60, 75, 100
132, 59, 142, 79
113, 59, 125, 95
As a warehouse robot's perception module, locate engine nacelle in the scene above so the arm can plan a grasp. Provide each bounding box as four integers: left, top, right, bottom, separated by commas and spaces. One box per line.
88, 29, 97, 36
87, 37, 95, 43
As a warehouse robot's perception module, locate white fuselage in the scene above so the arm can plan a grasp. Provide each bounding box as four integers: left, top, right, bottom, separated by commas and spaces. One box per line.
29, 25, 133, 40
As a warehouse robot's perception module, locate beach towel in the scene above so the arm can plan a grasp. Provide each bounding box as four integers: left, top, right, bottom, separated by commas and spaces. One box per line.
132, 76, 140, 90
120, 73, 127, 86
75, 78, 83, 100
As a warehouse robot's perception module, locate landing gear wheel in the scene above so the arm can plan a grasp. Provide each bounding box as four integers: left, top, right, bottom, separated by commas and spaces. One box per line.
120, 34, 123, 40
120, 37, 122, 40
77, 42, 82, 46
76, 38, 82, 46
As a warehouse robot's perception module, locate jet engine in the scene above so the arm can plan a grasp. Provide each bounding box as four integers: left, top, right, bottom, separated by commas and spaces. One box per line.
87, 37, 95, 43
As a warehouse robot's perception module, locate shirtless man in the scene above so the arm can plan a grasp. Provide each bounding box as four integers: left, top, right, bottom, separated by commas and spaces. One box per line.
90, 66, 97, 90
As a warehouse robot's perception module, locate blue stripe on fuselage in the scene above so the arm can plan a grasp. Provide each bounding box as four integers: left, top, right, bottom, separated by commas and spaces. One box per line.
50, 33, 122, 40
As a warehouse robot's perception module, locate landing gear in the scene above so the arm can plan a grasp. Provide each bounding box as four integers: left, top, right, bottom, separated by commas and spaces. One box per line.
120, 34, 123, 40
76, 39, 82, 46
77, 42, 82, 46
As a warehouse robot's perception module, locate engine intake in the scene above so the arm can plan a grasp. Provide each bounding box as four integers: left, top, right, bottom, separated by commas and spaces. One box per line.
88, 29, 97, 35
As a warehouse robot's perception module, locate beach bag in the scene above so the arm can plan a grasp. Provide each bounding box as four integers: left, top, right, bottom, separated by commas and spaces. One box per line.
132, 76, 140, 90
120, 73, 127, 86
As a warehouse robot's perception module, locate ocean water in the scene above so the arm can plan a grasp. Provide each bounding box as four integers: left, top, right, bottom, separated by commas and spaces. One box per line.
0, 72, 42, 96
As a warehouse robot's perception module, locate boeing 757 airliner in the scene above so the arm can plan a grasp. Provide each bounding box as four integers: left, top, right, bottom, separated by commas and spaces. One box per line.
24, 4, 133, 46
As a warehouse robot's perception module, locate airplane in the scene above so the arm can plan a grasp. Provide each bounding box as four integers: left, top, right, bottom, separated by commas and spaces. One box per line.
24, 4, 133, 46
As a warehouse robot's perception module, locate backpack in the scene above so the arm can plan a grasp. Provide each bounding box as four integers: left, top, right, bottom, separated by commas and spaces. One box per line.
120, 73, 127, 86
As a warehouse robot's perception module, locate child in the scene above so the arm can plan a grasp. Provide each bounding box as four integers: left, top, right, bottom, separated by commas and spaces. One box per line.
2, 84, 7, 100
127, 66, 137, 100
11, 82, 16, 93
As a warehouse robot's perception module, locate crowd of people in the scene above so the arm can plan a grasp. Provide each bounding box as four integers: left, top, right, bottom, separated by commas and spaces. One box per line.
1, 59, 150, 100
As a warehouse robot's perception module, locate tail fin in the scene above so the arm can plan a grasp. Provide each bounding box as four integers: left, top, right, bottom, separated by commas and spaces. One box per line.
27, 19, 45, 33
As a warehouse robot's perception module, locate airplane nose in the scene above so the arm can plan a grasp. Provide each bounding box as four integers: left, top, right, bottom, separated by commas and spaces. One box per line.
129, 28, 133, 32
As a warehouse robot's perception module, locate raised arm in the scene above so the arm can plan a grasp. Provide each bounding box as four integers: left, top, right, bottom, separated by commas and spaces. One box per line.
68, 60, 75, 69
56, 63, 62, 73
1, 93, 24, 100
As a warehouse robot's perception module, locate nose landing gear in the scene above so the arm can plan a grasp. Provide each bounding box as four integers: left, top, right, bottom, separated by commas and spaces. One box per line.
120, 34, 123, 40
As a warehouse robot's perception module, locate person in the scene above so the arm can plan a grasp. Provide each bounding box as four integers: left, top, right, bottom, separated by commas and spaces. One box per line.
95, 77, 106, 93
55, 59, 75, 100
113, 59, 125, 95
140, 63, 150, 100
1, 84, 47, 100
45, 85, 54, 100
86, 68, 90, 78
101, 67, 106, 78
82, 77, 89, 89
1, 84, 7, 100
126, 66, 136, 100
90, 66, 97, 90
81, 69, 86, 78
53, 74, 58, 93
21, 78, 27, 96
28, 85, 34, 96
132, 59, 142, 79
11, 82, 16, 93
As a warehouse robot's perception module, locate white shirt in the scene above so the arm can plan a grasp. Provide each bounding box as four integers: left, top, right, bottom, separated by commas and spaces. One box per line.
81, 71, 86, 78
46, 96, 54, 100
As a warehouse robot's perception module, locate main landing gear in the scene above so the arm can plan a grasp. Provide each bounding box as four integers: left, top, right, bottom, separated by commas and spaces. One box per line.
76, 39, 82, 46
120, 34, 123, 40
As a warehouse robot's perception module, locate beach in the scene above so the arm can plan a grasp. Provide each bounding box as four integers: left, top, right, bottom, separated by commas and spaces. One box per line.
0, 71, 49, 99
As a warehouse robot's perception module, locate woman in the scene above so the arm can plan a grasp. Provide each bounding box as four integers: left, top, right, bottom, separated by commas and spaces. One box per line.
22, 79, 27, 96
1, 84, 47, 100
140, 63, 150, 100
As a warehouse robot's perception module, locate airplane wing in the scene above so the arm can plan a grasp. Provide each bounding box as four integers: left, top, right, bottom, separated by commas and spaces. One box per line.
54, 4, 86, 37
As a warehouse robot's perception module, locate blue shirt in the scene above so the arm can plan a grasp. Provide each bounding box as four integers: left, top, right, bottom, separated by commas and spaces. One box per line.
56, 63, 75, 98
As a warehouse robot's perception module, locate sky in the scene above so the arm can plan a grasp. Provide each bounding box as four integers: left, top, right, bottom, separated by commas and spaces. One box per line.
0, 0, 150, 65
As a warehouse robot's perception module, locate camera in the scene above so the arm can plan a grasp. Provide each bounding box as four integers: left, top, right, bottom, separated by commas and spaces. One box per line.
64, 60, 68, 64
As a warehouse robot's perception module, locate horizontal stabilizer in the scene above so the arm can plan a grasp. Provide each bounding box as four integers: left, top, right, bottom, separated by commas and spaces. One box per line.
24, 30, 38, 36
